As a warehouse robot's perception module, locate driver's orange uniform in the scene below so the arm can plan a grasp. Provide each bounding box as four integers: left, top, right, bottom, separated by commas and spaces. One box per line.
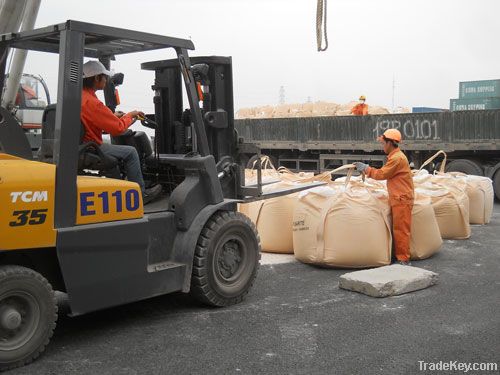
81, 87, 134, 144
366, 148, 414, 262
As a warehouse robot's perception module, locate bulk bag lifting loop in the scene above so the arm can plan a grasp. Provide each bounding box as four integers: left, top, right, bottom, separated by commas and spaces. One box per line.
418, 150, 447, 173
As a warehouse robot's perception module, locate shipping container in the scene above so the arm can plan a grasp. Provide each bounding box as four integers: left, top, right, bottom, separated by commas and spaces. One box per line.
412, 107, 447, 113
459, 79, 500, 99
450, 97, 500, 111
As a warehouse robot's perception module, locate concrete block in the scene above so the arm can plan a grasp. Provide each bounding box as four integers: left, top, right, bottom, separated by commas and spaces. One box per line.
339, 265, 438, 297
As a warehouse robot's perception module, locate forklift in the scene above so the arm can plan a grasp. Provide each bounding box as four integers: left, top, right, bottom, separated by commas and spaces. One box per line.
0, 20, 321, 370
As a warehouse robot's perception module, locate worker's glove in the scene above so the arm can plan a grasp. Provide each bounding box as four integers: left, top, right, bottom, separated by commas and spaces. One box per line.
354, 162, 369, 173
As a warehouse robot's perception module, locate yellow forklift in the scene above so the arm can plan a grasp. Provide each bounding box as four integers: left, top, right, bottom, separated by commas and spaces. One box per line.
0, 20, 321, 370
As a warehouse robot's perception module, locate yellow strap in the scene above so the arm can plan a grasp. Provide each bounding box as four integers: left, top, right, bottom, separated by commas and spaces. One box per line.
278, 167, 318, 183
322, 164, 359, 185
250, 155, 276, 171
277, 166, 293, 174
277, 164, 360, 184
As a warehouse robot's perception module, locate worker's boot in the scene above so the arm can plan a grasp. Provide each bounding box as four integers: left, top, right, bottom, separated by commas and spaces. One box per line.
143, 184, 162, 205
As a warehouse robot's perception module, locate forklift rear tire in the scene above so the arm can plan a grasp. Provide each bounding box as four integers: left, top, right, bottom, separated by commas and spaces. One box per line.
0, 265, 57, 371
190, 211, 261, 307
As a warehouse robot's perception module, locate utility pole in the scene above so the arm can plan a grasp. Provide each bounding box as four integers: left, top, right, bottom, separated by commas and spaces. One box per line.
279, 86, 285, 105
391, 74, 396, 113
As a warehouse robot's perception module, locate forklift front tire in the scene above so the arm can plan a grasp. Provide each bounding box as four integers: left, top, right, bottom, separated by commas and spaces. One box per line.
190, 211, 261, 307
0, 265, 58, 371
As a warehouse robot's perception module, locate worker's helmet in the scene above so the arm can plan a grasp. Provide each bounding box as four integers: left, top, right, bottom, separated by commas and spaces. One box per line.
83, 60, 111, 78
359, 95, 366, 101
378, 128, 402, 143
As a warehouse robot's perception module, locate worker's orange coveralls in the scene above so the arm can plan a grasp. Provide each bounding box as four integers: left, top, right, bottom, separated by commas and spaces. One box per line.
351, 103, 369, 116
81, 87, 134, 144
366, 148, 414, 262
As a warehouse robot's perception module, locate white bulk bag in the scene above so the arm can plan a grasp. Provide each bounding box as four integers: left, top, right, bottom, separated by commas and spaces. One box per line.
239, 181, 297, 253
343, 172, 442, 259
448, 173, 494, 225
415, 152, 471, 239
410, 194, 443, 260
413, 183, 470, 240
239, 164, 328, 253
293, 167, 392, 268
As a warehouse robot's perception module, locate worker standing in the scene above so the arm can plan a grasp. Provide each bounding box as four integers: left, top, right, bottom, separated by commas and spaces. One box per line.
354, 129, 414, 265
351, 95, 369, 116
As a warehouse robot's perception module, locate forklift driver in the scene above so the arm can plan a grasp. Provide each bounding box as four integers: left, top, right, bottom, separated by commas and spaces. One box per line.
81, 60, 162, 204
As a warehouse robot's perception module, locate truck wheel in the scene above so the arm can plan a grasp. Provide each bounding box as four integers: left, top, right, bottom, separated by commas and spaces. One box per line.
190, 211, 261, 307
493, 171, 500, 201
0, 266, 57, 371
445, 159, 483, 176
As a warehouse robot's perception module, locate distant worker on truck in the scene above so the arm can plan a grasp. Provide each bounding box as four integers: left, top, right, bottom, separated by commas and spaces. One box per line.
353, 129, 414, 265
80, 60, 162, 204
351, 95, 369, 116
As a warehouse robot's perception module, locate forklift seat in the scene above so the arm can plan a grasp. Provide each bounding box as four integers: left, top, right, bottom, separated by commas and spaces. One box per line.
0, 107, 34, 160
77, 124, 121, 174
39, 104, 120, 176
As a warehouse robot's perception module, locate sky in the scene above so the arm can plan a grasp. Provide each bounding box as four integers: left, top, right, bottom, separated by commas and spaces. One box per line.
18, 0, 500, 114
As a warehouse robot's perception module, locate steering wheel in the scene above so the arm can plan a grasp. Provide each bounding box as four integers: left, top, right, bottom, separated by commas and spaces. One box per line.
137, 115, 158, 129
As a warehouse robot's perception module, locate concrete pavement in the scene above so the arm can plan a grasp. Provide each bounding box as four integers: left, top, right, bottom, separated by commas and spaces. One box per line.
8, 206, 500, 374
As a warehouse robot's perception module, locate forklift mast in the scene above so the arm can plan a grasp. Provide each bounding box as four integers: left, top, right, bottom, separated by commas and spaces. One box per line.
142, 56, 240, 198
142, 57, 235, 162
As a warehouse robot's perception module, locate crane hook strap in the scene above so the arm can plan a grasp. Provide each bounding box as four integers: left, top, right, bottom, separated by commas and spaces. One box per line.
316, 0, 328, 52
